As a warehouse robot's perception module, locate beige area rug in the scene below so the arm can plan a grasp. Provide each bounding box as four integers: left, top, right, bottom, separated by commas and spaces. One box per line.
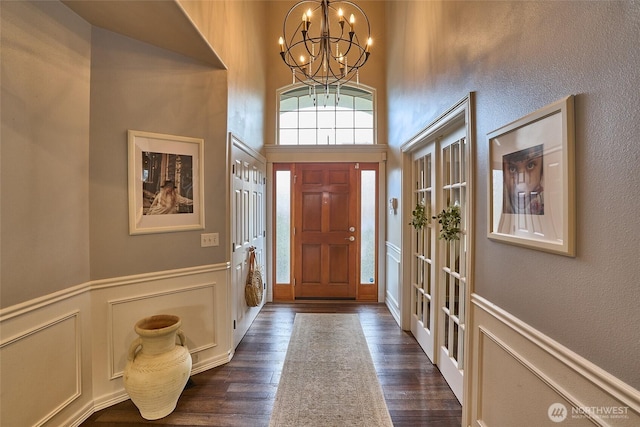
269, 313, 394, 427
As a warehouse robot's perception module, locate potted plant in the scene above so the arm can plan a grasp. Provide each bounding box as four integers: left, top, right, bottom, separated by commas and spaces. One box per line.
410, 202, 429, 230
433, 205, 461, 241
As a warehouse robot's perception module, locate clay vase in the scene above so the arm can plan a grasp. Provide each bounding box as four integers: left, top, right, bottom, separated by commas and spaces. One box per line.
123, 314, 192, 420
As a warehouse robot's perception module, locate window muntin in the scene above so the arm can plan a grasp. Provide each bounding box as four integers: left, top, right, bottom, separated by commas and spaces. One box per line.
278, 85, 375, 145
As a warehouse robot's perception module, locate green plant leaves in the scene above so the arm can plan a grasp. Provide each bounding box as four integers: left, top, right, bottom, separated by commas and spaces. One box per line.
433, 205, 461, 241
410, 203, 428, 230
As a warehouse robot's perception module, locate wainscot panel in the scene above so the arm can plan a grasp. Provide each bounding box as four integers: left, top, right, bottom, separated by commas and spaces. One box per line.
108, 284, 217, 379
385, 241, 401, 327
1, 291, 94, 427
90, 264, 231, 411
470, 294, 640, 427
0, 263, 231, 427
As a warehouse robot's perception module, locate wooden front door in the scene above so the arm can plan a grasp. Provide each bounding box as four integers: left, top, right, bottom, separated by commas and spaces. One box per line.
294, 163, 358, 299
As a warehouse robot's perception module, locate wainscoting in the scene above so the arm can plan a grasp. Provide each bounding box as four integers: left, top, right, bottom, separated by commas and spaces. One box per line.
385, 241, 402, 327
469, 294, 640, 427
4, 263, 638, 426
0, 263, 231, 427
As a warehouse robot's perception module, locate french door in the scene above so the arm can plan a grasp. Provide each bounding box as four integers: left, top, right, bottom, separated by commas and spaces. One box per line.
410, 143, 437, 361
410, 128, 469, 403
273, 162, 378, 301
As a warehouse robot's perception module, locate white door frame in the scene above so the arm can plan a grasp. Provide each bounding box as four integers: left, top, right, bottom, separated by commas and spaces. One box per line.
400, 93, 475, 420
265, 145, 387, 303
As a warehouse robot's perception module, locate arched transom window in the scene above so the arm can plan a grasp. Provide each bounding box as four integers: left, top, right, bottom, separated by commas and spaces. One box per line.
278, 84, 376, 145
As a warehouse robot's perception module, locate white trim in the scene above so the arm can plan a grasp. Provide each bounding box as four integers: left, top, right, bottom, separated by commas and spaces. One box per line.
384, 241, 401, 326
472, 293, 640, 413
0, 311, 82, 427
230, 132, 266, 165
0, 263, 230, 322
265, 143, 386, 163
0, 264, 232, 427
107, 283, 218, 379
477, 326, 601, 426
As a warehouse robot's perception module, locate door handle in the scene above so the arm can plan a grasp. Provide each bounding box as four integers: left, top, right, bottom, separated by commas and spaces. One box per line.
345, 236, 355, 242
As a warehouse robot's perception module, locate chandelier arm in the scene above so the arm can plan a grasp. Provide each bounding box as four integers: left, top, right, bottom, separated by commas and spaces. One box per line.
279, 0, 372, 89
284, 38, 316, 67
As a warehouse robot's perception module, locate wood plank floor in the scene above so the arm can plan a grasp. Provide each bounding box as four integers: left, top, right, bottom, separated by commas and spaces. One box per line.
81, 302, 462, 427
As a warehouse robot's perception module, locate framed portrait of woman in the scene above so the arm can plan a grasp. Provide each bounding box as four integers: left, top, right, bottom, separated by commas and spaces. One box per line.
128, 130, 205, 235
488, 96, 575, 256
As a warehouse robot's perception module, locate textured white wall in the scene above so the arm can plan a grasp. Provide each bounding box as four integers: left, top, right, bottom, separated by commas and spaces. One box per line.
386, 0, 640, 390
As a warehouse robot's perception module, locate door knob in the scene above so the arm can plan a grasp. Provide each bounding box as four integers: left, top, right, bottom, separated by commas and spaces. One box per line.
345, 236, 355, 241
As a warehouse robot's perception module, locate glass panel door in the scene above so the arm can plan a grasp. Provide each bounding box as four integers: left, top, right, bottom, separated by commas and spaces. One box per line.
410, 145, 436, 362
437, 136, 467, 403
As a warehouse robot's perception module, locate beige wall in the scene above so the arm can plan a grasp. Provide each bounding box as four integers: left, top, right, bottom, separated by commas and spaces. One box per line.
1, 0, 92, 307
386, 0, 640, 390
88, 27, 228, 280
1, 0, 270, 304
265, 0, 387, 146
180, 0, 268, 151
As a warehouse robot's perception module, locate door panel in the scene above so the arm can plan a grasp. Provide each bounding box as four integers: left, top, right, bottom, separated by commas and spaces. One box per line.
294, 163, 357, 299
411, 144, 437, 363
230, 139, 266, 349
408, 126, 469, 404
437, 135, 467, 404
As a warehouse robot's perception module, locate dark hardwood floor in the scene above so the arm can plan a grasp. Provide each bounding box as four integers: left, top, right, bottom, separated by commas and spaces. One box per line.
81, 302, 462, 426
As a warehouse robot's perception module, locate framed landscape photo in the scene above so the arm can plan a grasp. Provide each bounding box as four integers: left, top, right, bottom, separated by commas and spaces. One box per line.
128, 130, 205, 235
487, 95, 575, 256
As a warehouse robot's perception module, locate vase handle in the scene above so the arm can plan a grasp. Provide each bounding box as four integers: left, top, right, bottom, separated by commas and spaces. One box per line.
127, 337, 143, 362
177, 329, 188, 349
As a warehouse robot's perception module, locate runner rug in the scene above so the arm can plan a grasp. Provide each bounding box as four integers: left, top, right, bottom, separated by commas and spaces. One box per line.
269, 313, 393, 427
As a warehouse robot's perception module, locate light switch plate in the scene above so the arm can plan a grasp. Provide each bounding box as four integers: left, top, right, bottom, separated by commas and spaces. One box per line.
201, 233, 219, 247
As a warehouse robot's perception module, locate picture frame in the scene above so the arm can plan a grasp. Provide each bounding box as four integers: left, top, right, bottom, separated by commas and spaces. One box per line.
128, 130, 205, 235
487, 95, 575, 256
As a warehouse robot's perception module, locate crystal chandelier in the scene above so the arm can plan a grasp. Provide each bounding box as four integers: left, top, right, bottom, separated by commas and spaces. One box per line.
278, 0, 372, 93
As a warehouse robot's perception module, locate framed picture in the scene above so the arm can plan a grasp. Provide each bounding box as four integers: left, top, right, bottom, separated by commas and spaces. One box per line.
488, 95, 575, 256
128, 130, 204, 235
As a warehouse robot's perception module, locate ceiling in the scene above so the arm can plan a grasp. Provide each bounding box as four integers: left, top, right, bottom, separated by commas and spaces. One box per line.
62, 0, 225, 69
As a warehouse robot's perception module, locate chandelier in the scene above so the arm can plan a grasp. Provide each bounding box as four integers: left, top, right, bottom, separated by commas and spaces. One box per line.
278, 0, 372, 92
